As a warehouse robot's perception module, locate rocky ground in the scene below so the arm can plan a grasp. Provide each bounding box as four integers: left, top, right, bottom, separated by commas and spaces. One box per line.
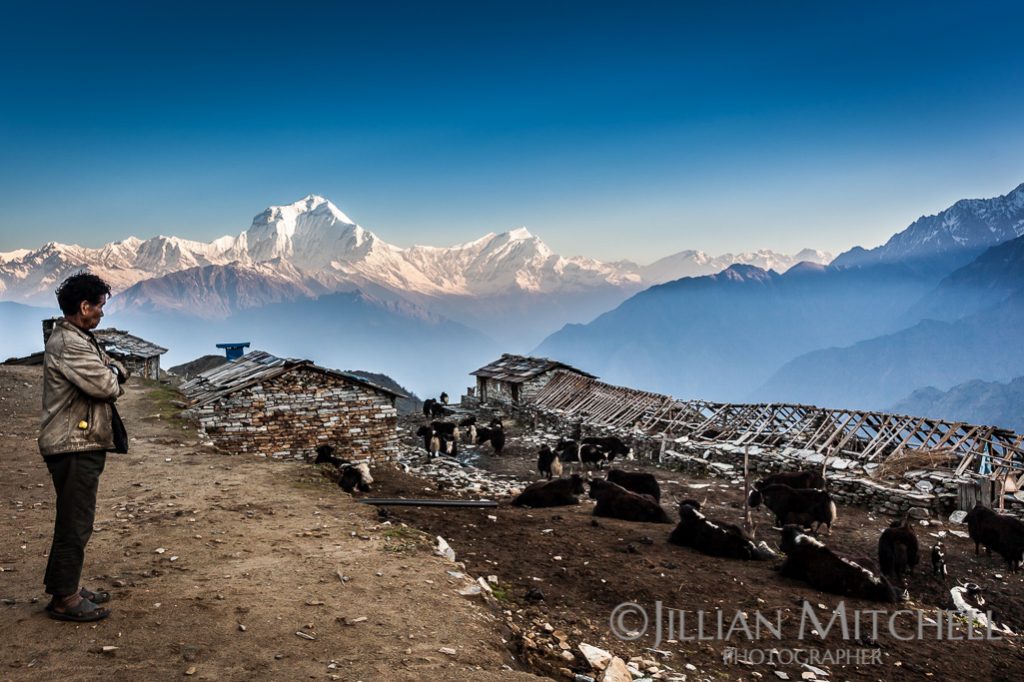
0, 366, 543, 682
385, 413, 1024, 681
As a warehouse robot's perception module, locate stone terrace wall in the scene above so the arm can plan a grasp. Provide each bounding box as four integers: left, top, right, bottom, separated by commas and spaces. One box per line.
189, 367, 398, 461
504, 402, 1022, 519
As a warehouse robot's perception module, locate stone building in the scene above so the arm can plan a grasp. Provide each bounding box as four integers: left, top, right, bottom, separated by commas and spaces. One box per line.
181, 350, 403, 461
42, 319, 168, 380
470, 353, 595, 405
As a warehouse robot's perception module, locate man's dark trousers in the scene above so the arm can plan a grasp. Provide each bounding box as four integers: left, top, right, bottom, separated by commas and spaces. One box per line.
43, 451, 106, 596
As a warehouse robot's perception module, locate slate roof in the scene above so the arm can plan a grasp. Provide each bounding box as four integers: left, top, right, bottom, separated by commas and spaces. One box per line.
180, 350, 405, 407
470, 353, 596, 383
93, 328, 168, 358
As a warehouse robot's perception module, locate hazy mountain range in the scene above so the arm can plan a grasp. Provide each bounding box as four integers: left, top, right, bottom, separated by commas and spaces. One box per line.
536, 182, 1024, 429
4, 182, 1024, 431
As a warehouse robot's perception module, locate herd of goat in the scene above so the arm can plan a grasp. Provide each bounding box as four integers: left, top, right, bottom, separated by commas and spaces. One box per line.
513, 452, 1024, 606
317, 401, 1024, 611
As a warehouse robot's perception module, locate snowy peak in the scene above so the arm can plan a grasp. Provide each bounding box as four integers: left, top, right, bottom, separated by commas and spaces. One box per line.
833, 182, 1024, 268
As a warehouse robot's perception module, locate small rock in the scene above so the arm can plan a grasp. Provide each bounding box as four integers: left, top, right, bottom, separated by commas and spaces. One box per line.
601, 657, 632, 682
295, 631, 316, 640
438, 647, 457, 656
579, 643, 613, 670
774, 672, 789, 680
184, 666, 196, 676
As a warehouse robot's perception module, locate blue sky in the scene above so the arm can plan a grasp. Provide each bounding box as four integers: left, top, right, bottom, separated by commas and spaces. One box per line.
1, 0, 1022, 263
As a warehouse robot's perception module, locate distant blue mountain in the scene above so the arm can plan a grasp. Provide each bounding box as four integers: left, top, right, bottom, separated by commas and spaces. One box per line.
0, 300, 58, 360
889, 377, 1024, 433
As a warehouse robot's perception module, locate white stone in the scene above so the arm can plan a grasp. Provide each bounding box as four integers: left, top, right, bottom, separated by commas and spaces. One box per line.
601, 657, 632, 682
434, 536, 456, 562
579, 643, 613, 670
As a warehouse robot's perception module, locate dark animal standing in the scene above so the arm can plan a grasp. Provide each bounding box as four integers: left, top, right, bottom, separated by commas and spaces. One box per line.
512, 474, 585, 507
588, 479, 671, 524
581, 436, 632, 461
669, 500, 772, 560
415, 425, 434, 452
754, 470, 826, 491
475, 424, 505, 454
537, 445, 563, 480
779, 525, 898, 603
964, 503, 1024, 572
556, 439, 606, 470
878, 516, 919, 584
458, 416, 477, 444
748, 484, 836, 534
931, 543, 947, 578
439, 391, 449, 405
422, 398, 452, 418
606, 469, 660, 501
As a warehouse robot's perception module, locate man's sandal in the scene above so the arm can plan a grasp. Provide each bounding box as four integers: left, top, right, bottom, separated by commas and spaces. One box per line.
80, 587, 111, 604
45, 597, 110, 622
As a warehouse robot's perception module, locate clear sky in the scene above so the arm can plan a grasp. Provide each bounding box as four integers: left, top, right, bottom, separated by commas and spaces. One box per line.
1, 0, 1023, 264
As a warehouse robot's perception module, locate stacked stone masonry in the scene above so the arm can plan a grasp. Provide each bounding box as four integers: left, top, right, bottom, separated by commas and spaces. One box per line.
188, 366, 398, 461
504, 401, 1024, 519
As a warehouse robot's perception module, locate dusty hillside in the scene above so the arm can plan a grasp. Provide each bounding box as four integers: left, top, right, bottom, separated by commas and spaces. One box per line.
0, 365, 543, 682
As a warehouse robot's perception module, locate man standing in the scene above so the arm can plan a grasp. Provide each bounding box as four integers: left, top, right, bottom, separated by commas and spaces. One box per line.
38, 273, 128, 622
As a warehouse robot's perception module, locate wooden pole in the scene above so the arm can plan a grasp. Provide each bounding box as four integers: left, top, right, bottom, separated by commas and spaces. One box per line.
743, 443, 753, 534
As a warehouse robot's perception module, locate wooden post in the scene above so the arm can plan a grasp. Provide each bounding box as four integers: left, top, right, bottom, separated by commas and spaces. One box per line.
743, 444, 753, 533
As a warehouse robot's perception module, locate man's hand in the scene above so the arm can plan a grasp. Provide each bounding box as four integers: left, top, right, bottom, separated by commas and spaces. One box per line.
108, 364, 127, 384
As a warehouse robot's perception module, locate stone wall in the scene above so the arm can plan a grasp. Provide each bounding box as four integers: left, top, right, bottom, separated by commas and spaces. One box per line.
188, 367, 399, 461
505, 401, 1024, 519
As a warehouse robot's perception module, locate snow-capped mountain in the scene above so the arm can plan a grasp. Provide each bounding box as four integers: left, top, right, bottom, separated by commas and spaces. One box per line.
639, 247, 831, 283
833, 182, 1024, 269
0, 194, 826, 306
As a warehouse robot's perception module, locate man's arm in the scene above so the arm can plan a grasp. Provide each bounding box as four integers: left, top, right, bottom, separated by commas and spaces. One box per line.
58, 336, 123, 400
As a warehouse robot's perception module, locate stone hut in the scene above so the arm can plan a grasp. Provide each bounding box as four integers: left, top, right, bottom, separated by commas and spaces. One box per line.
43, 320, 168, 380
470, 353, 595, 405
92, 328, 168, 380
180, 350, 403, 461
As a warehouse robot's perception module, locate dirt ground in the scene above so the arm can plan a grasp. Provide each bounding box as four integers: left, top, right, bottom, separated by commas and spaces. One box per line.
0, 366, 544, 682
379, 415, 1024, 681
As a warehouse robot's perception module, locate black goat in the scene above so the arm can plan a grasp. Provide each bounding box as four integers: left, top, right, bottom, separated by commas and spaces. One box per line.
458, 416, 477, 444
965, 503, 1024, 572
422, 398, 452, 418
931, 543, 947, 578
556, 439, 605, 470
748, 484, 836, 535
314, 444, 346, 467
779, 525, 898, 603
537, 445, 562, 480
669, 500, 772, 560
475, 424, 505, 454
606, 469, 660, 502
338, 462, 373, 493
588, 479, 671, 524
878, 516, 919, 584
754, 470, 826, 491
582, 436, 631, 461
512, 475, 585, 507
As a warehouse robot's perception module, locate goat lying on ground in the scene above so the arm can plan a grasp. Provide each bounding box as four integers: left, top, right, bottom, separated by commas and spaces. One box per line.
512, 474, 585, 507
878, 515, 919, 585
748, 484, 836, 534
315, 444, 345, 467
779, 525, 898, 603
588, 479, 671, 523
339, 462, 373, 493
606, 469, 660, 501
669, 500, 773, 560
965, 503, 1024, 572
313, 445, 373, 493
537, 445, 562, 480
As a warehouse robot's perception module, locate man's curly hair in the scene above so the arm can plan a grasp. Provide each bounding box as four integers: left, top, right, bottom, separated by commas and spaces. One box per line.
55, 272, 112, 316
